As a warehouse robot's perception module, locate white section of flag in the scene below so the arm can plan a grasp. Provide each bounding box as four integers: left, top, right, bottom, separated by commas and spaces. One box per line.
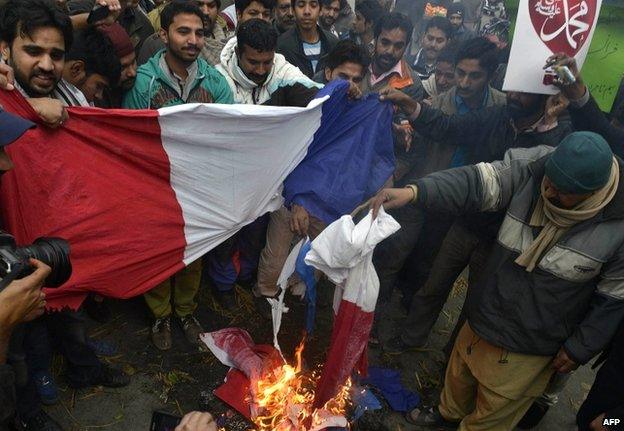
158, 99, 327, 264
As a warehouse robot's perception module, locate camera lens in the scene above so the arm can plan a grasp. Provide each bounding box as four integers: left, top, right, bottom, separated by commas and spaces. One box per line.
17, 237, 72, 287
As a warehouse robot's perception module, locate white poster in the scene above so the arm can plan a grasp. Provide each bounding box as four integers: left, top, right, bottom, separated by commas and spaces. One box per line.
503, 0, 603, 95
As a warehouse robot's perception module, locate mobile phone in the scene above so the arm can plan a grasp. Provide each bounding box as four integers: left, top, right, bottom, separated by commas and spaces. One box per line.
150, 411, 182, 431
87, 4, 110, 24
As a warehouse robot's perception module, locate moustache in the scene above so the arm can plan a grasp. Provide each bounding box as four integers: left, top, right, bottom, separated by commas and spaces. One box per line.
249, 73, 268, 82
378, 54, 396, 64
31, 70, 55, 81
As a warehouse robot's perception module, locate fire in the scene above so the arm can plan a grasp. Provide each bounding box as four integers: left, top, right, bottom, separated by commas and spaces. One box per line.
252, 337, 352, 431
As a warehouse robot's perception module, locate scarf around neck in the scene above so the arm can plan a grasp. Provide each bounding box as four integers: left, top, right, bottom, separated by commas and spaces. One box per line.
515, 158, 620, 272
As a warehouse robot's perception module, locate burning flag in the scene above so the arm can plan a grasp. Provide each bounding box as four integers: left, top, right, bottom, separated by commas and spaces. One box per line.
202, 208, 399, 428
201, 329, 349, 430
305, 207, 400, 408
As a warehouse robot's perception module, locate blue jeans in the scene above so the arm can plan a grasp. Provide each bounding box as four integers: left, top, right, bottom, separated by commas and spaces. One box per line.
206, 215, 269, 292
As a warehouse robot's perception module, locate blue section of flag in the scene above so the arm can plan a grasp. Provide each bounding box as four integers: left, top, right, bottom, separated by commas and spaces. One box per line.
283, 80, 395, 225
351, 384, 382, 420
295, 240, 317, 334
361, 367, 421, 412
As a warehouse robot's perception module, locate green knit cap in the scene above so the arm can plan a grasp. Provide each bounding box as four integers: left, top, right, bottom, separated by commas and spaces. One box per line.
545, 132, 613, 194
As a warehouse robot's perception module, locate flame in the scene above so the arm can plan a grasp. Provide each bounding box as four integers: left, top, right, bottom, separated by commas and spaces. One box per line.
252, 337, 352, 431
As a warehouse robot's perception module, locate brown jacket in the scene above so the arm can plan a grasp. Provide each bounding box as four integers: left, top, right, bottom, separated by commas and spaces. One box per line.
417, 85, 506, 177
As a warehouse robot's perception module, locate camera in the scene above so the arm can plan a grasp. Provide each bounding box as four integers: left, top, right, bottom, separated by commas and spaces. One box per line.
0, 231, 72, 291
87, 4, 111, 24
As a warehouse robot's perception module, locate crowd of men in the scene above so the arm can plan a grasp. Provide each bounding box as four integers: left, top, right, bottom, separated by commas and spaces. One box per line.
0, 0, 622, 430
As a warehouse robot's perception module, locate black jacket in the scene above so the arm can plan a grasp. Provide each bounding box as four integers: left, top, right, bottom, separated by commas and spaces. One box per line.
409, 103, 574, 240
276, 26, 338, 78
411, 103, 573, 166
570, 94, 624, 156
0, 364, 16, 428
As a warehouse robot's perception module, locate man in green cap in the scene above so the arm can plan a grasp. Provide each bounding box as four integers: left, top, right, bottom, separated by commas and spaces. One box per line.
369, 131, 624, 431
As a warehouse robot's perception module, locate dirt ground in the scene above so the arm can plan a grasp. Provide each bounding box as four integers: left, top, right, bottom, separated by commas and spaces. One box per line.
43, 277, 596, 431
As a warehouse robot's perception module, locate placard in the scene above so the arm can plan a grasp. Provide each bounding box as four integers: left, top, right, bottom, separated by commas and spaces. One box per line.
503, 0, 603, 95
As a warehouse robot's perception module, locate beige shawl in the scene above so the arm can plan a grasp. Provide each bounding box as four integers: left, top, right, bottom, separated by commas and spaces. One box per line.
515, 158, 620, 272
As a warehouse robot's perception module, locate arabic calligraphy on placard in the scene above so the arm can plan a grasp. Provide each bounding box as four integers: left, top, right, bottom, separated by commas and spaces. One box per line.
533, 0, 591, 50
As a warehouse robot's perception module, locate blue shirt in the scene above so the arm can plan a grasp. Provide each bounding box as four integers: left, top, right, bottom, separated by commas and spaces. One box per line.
450, 87, 490, 167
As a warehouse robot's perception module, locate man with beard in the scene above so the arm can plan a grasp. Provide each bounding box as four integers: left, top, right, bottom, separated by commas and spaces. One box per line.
370, 119, 624, 429
138, 0, 228, 66
276, 0, 338, 78
0, 0, 89, 107
148, 0, 226, 35
273, 0, 295, 34
359, 12, 422, 188
251, 39, 370, 310
0, 1, 132, 429
318, 0, 340, 37
124, 0, 232, 108
360, 12, 421, 99
62, 27, 122, 106
123, 0, 232, 351
97, 22, 138, 107
370, 86, 573, 349
447, 2, 475, 44
406, 16, 452, 80
216, 19, 319, 105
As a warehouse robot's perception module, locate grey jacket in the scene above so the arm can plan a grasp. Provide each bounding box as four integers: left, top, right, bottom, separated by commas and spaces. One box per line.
413, 146, 624, 364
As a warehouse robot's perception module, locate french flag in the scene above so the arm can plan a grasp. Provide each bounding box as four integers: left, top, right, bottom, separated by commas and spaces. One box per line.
304, 208, 400, 408
0, 81, 394, 311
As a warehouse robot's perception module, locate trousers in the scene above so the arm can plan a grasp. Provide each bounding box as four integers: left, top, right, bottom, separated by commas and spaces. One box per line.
440, 323, 553, 431
402, 221, 491, 347
256, 206, 325, 297
206, 216, 269, 292
144, 259, 202, 319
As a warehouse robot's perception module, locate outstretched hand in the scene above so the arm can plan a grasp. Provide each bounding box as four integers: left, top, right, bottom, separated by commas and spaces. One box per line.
379, 87, 420, 117
369, 187, 416, 219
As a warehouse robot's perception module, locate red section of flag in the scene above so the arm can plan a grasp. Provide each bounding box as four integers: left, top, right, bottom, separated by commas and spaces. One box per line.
213, 344, 278, 421
313, 299, 373, 408
0, 90, 186, 310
